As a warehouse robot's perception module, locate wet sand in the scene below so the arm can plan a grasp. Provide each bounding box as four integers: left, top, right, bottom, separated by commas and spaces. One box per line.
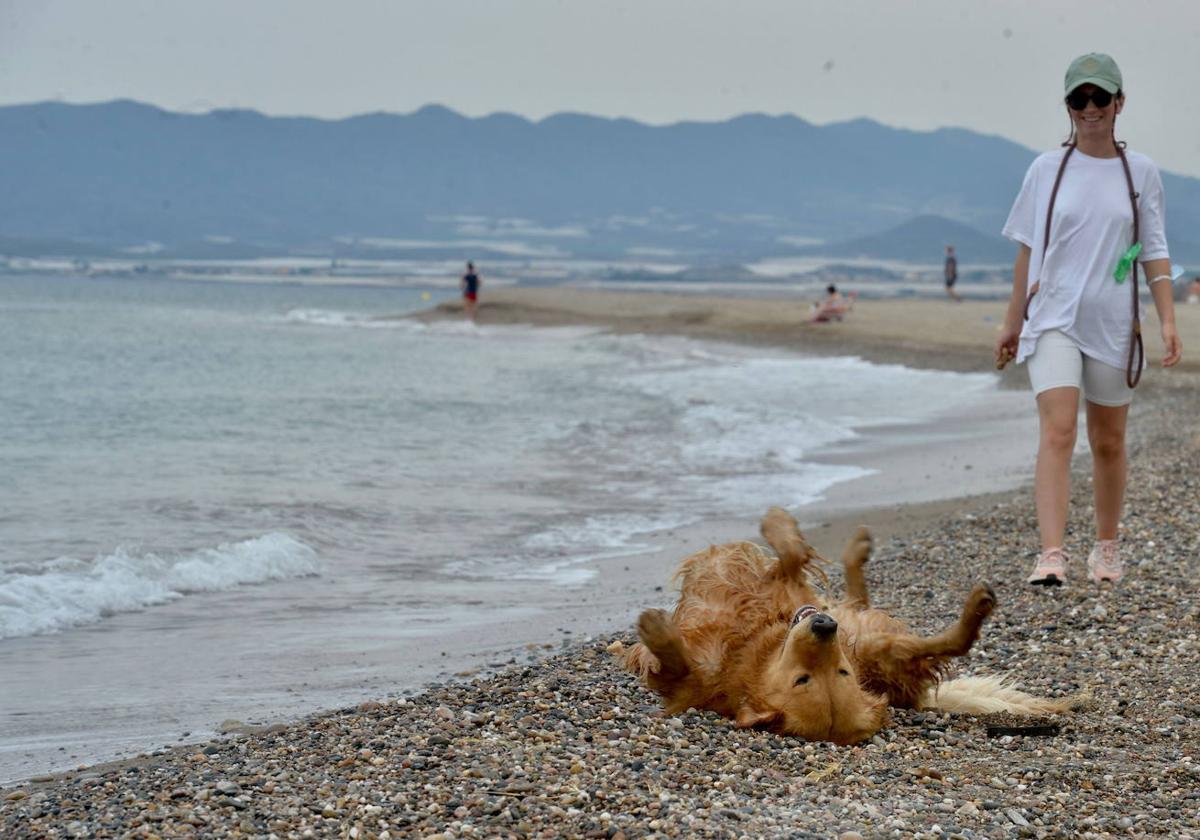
415, 287, 1200, 376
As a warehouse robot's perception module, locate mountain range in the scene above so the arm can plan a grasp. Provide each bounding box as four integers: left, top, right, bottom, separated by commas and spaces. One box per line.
1, 100, 1197, 263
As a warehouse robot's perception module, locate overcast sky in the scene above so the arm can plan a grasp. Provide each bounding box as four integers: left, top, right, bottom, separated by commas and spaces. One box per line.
3, 0, 1199, 177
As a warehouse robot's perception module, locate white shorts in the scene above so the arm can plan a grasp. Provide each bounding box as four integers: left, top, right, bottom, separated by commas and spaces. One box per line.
1026, 330, 1133, 407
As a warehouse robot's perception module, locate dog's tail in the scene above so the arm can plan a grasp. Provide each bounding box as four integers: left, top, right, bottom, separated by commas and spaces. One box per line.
919, 675, 1077, 716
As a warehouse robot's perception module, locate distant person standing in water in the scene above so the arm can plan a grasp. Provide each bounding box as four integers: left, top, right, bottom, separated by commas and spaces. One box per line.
994, 53, 1181, 587
944, 245, 961, 301
461, 261, 481, 321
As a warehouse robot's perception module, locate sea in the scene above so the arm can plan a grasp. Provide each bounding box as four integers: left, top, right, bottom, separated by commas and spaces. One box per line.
0, 271, 1032, 782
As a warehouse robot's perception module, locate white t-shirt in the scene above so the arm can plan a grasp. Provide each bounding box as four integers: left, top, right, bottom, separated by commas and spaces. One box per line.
1002, 147, 1169, 369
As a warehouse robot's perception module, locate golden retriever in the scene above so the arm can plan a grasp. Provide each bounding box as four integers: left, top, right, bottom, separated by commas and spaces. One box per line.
624, 507, 1071, 743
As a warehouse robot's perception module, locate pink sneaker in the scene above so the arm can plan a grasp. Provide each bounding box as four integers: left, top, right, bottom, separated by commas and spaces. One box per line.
1028, 548, 1068, 586
1087, 540, 1123, 583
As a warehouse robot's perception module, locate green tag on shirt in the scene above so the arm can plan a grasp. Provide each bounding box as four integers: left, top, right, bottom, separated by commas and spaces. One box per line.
1113, 242, 1142, 284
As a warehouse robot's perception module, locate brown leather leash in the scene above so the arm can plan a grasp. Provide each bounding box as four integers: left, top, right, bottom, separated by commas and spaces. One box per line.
1023, 141, 1143, 387
1114, 143, 1143, 387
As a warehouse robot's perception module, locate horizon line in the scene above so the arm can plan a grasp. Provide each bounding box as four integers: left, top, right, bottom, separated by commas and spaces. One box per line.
0, 96, 1019, 141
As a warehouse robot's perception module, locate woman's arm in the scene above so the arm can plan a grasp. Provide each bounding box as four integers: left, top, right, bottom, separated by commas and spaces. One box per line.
994, 244, 1032, 367
1143, 258, 1182, 367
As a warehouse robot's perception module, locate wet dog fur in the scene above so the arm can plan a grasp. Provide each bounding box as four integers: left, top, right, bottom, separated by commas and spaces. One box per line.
624, 508, 1071, 743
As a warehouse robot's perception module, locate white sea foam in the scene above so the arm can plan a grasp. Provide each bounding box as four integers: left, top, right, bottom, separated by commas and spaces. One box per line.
521, 511, 694, 560
0, 533, 320, 639
433, 322, 604, 341
520, 335, 995, 552
445, 511, 696, 585
275, 308, 604, 342
276, 308, 426, 329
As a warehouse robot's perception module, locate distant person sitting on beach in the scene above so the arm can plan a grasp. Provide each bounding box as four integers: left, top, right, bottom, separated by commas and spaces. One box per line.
944, 245, 962, 301
994, 53, 1181, 587
461, 261, 481, 321
1188, 277, 1200, 304
810, 284, 857, 322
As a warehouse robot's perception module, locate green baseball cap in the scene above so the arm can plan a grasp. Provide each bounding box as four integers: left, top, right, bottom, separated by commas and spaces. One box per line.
1064, 53, 1123, 94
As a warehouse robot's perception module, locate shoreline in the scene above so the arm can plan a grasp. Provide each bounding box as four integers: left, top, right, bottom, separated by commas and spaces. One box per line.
5, 287, 1200, 837
1, 292, 1038, 786
0, 392, 1036, 788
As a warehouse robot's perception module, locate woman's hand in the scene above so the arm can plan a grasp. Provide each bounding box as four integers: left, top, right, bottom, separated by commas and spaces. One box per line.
994, 323, 1021, 370
1145, 258, 1181, 368
1161, 322, 1183, 367
995, 245, 1031, 370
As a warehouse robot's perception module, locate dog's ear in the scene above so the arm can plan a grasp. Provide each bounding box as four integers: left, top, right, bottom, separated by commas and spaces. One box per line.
734, 704, 782, 730
830, 692, 889, 744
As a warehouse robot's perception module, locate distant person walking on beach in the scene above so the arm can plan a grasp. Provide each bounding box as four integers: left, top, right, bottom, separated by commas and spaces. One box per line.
994, 53, 1181, 587
944, 245, 961, 301
461, 261, 481, 321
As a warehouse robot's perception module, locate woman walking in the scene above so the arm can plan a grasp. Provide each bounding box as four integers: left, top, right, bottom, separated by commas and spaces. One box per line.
994, 53, 1182, 586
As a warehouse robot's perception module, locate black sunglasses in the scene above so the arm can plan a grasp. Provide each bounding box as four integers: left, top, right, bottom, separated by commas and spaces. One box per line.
1066, 88, 1114, 110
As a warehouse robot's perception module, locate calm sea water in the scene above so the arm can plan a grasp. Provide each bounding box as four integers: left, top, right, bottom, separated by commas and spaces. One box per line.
0, 273, 1026, 779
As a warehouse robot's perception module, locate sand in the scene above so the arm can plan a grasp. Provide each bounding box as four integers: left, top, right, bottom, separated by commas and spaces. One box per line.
416, 287, 1200, 376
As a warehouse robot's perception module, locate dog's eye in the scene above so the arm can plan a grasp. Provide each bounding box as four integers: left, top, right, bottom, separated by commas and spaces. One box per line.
793, 675, 809, 686
838, 668, 850, 676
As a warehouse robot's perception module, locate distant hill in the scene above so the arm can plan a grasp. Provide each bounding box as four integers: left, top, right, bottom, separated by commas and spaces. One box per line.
806, 215, 1017, 264
1, 100, 1198, 262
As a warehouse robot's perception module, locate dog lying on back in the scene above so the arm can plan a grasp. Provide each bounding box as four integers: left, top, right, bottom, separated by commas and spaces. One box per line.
624, 508, 1071, 743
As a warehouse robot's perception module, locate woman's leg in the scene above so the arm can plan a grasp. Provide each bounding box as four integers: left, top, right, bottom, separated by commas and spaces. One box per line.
1026, 330, 1085, 583
1034, 387, 1080, 550
1080, 358, 1134, 582
1085, 401, 1129, 541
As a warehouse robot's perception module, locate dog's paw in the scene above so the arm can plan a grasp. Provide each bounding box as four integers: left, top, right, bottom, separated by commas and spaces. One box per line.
636, 609, 690, 679
966, 583, 997, 619
842, 526, 873, 567
761, 507, 820, 575
761, 507, 804, 543
637, 609, 676, 649
763, 506, 798, 527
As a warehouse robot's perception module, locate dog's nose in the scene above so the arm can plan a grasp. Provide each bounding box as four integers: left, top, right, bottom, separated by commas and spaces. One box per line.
810, 614, 838, 638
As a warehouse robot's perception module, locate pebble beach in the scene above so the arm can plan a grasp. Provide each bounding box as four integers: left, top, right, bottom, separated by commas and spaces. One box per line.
5, 290, 1200, 839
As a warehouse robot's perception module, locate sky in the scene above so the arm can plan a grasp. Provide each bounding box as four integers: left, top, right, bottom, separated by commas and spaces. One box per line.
3, 0, 1199, 177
